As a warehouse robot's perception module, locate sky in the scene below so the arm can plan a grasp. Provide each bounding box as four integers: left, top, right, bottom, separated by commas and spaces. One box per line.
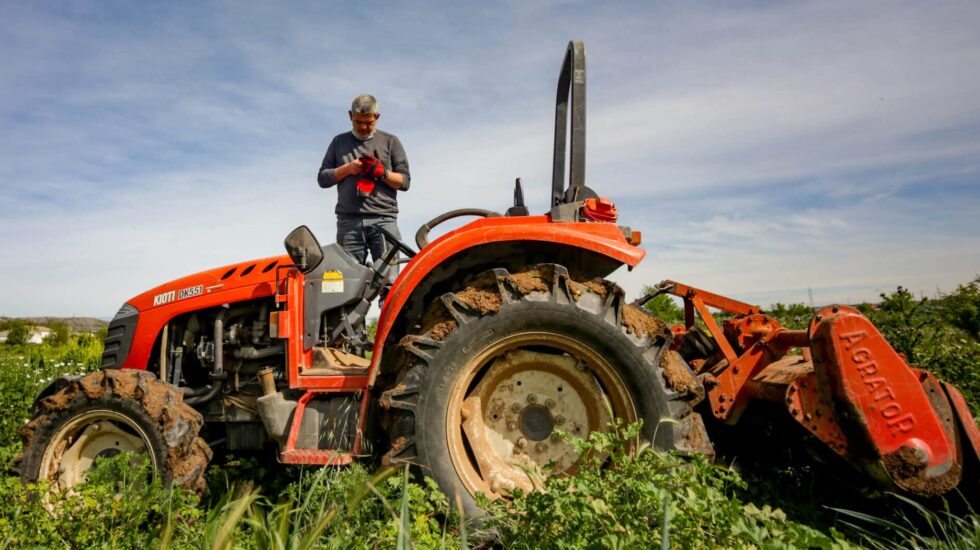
1, 1, 979, 318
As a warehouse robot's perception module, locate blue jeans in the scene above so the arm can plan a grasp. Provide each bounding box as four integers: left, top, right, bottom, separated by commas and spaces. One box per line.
337, 215, 402, 268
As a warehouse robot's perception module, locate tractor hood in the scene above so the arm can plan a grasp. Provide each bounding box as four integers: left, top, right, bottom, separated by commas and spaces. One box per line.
126, 254, 290, 313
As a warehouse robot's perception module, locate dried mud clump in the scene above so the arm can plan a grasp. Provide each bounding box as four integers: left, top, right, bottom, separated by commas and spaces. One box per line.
622, 304, 668, 339
427, 320, 458, 342
38, 391, 74, 413
659, 349, 699, 394
456, 288, 502, 315
168, 439, 211, 492
582, 279, 612, 299
680, 415, 711, 453
413, 272, 503, 345
418, 301, 451, 336
455, 271, 504, 315
883, 446, 962, 497
505, 267, 553, 295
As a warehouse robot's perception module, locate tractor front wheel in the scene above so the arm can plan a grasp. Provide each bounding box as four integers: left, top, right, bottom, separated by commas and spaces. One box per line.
17, 369, 211, 495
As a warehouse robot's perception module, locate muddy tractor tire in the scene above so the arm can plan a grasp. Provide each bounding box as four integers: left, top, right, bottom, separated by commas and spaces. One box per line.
17, 369, 211, 495
381, 264, 707, 514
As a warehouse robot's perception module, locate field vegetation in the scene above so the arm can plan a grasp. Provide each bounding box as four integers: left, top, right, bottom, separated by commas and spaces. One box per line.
1, 278, 978, 548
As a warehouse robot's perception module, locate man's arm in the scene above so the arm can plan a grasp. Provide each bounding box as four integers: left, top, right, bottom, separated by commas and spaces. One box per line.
318, 138, 362, 188
382, 136, 411, 191
379, 170, 405, 190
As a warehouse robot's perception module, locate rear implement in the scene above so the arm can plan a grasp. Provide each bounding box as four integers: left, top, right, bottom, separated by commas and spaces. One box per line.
647, 280, 979, 500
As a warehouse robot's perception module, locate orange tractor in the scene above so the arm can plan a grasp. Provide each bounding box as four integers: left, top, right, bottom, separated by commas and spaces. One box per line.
17, 42, 978, 513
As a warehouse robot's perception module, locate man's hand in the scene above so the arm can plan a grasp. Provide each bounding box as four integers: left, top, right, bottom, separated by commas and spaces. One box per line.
359, 155, 388, 181
335, 159, 363, 181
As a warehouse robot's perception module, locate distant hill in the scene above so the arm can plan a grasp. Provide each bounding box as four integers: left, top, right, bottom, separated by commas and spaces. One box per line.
0, 317, 108, 333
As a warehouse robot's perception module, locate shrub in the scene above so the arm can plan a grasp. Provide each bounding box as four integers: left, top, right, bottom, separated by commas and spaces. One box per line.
640, 287, 685, 325
46, 322, 70, 347
765, 302, 815, 330
943, 276, 980, 341
482, 421, 855, 549
4, 321, 31, 346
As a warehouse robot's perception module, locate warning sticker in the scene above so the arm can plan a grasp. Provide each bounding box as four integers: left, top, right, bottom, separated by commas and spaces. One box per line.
321, 271, 344, 293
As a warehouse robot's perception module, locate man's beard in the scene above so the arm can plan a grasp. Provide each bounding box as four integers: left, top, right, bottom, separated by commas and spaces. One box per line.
354, 130, 375, 141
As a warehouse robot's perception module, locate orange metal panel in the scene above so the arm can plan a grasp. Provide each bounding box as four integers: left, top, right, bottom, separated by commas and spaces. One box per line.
368, 215, 644, 382
120, 255, 289, 371
809, 306, 955, 473
279, 269, 369, 390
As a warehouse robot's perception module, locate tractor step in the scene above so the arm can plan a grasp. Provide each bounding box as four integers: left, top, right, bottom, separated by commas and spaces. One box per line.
280, 449, 354, 465
279, 389, 370, 466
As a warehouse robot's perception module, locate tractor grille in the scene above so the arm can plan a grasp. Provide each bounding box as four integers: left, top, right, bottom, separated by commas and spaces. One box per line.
100, 303, 139, 369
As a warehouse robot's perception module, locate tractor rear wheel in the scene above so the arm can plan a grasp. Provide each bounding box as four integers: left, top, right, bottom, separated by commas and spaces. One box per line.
17, 369, 211, 495
381, 265, 707, 514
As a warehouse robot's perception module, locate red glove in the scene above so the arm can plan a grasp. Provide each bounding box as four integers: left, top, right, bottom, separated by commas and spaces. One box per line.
359, 155, 387, 181
356, 177, 376, 197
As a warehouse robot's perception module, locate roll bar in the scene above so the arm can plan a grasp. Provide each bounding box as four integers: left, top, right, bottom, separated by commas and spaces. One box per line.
551, 41, 587, 206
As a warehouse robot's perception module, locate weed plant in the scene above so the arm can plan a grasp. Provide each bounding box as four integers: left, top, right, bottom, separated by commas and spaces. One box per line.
481, 420, 857, 549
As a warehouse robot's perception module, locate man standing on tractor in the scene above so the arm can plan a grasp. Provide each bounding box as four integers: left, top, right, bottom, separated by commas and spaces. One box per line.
317, 94, 411, 267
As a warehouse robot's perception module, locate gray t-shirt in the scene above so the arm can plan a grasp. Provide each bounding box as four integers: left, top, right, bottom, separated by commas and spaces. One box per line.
317, 130, 411, 218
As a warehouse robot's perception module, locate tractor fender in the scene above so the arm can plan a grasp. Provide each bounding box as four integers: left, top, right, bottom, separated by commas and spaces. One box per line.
368, 215, 645, 384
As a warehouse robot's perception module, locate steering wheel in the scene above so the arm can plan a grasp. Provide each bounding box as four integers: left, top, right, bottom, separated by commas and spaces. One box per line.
415, 208, 501, 249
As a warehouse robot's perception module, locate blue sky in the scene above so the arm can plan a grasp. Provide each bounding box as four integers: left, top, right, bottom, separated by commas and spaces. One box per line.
1, 1, 979, 317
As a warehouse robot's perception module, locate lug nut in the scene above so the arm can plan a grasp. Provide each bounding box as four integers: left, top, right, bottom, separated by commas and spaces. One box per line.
516, 437, 528, 448
551, 433, 562, 443
554, 415, 566, 425
506, 421, 517, 431
545, 399, 556, 409
526, 394, 537, 404
535, 443, 547, 453
511, 403, 522, 413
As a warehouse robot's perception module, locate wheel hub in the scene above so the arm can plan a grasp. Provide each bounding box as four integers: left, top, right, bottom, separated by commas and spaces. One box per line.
40, 411, 154, 490
519, 405, 553, 441
453, 341, 620, 497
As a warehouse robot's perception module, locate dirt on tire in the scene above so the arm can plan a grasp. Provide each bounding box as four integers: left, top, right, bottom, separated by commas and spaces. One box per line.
16, 369, 211, 495
414, 266, 672, 347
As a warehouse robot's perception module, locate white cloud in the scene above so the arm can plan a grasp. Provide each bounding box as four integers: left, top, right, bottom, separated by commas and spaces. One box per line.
1, 1, 979, 317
